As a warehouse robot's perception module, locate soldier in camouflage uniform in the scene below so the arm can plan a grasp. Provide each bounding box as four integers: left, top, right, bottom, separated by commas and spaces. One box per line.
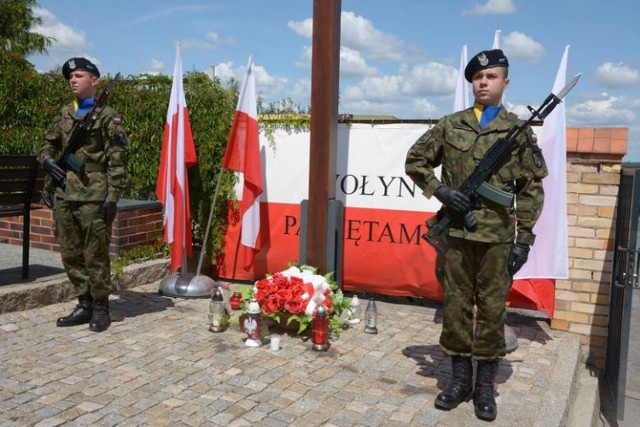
39, 57, 128, 333
405, 49, 547, 421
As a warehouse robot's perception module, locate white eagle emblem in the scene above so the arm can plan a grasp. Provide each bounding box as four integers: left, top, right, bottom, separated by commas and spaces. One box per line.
243, 317, 257, 334
478, 53, 489, 66
68, 59, 76, 70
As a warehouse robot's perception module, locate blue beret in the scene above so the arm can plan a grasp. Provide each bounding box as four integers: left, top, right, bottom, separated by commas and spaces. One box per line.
464, 49, 509, 82
62, 57, 101, 79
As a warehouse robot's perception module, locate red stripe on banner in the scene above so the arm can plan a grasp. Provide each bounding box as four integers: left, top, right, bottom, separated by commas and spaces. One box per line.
215, 201, 300, 280
340, 207, 443, 301
215, 202, 556, 317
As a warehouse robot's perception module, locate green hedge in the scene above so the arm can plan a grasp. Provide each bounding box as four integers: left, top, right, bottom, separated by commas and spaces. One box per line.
0, 53, 238, 263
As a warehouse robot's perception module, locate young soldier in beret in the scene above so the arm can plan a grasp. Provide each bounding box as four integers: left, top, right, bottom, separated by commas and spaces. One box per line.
39, 57, 128, 332
405, 49, 547, 421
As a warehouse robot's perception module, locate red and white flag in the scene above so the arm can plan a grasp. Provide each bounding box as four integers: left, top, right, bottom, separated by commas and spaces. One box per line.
222, 56, 263, 270
515, 45, 570, 279
156, 43, 198, 272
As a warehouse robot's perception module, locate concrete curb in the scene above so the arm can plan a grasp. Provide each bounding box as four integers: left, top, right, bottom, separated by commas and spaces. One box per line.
534, 332, 582, 427
566, 364, 601, 427
0, 258, 169, 314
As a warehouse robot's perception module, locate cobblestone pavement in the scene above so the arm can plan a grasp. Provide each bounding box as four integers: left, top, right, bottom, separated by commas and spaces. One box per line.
0, 281, 577, 427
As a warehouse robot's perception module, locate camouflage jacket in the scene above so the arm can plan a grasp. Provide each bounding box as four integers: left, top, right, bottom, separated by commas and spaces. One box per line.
405, 107, 548, 245
39, 103, 128, 203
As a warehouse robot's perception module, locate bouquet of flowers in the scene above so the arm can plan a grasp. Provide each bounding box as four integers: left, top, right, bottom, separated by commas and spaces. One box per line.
245, 265, 350, 336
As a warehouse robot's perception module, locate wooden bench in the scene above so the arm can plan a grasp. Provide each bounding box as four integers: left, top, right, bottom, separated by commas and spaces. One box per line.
0, 155, 45, 279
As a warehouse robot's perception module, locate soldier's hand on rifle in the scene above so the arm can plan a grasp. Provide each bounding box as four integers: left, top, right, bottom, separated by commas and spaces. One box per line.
434, 186, 471, 214
508, 242, 530, 276
43, 158, 65, 183
102, 201, 117, 226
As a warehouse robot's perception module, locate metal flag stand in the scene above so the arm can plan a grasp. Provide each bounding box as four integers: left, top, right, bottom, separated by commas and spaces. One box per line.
158, 167, 229, 300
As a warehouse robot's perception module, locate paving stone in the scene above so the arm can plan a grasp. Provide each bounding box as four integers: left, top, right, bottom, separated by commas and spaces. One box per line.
0, 280, 581, 427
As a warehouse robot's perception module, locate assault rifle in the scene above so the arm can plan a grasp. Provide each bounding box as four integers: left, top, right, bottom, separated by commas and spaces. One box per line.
42, 73, 121, 208
423, 73, 581, 252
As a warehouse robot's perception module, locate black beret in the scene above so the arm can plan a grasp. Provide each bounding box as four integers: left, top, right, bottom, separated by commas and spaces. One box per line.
464, 49, 509, 83
62, 57, 101, 79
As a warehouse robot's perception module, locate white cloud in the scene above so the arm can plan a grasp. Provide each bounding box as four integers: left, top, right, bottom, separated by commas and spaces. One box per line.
287, 17, 313, 38
596, 62, 640, 88
343, 75, 404, 103
180, 31, 234, 52
463, 0, 517, 15
30, 7, 89, 70
501, 31, 545, 62
205, 31, 235, 45
121, 5, 220, 26
340, 47, 379, 78
214, 61, 237, 84
567, 95, 638, 125
507, 103, 533, 119
142, 59, 165, 76
215, 61, 288, 101
340, 11, 405, 62
402, 62, 457, 96
337, 60, 456, 117
412, 98, 441, 119
288, 11, 406, 62
290, 79, 311, 107
340, 99, 404, 116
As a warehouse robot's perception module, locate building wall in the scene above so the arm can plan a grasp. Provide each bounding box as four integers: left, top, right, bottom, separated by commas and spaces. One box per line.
549, 127, 628, 369
0, 199, 164, 257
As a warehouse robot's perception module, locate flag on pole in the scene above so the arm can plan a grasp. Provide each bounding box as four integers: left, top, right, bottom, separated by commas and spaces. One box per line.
453, 44, 469, 112
492, 29, 501, 49
222, 56, 263, 270
156, 43, 198, 272
515, 45, 570, 279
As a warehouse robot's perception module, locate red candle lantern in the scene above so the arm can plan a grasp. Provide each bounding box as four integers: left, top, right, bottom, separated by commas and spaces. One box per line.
312, 305, 330, 352
230, 292, 243, 311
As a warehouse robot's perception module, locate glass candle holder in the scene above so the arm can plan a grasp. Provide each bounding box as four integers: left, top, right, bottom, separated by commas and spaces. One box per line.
312, 305, 330, 351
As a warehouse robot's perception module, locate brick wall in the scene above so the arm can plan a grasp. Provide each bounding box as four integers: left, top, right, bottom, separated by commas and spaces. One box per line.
0, 199, 163, 257
549, 127, 628, 369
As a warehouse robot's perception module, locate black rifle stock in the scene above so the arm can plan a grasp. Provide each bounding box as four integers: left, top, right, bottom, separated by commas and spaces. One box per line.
423, 73, 581, 252
42, 73, 121, 208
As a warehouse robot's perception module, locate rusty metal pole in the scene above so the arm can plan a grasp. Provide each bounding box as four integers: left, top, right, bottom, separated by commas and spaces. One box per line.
307, 0, 341, 272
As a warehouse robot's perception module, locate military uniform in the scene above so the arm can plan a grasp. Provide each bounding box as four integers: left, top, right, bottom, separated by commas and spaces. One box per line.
406, 106, 547, 357
40, 102, 128, 294
39, 57, 127, 332
405, 47, 548, 422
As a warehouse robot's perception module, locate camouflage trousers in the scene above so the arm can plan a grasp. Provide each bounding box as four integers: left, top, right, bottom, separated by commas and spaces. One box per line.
439, 236, 513, 360
55, 198, 112, 300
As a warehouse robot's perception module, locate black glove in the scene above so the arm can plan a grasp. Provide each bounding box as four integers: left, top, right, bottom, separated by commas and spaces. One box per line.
102, 201, 117, 226
508, 243, 530, 276
43, 158, 65, 183
434, 186, 471, 214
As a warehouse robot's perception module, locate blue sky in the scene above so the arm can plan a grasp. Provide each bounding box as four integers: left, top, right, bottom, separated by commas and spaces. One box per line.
28, 0, 640, 160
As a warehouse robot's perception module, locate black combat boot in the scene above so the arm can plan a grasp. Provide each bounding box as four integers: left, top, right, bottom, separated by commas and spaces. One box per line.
435, 356, 473, 410
474, 360, 499, 421
89, 299, 111, 332
56, 293, 93, 327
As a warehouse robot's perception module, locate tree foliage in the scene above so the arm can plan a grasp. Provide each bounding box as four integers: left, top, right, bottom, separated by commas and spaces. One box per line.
0, 0, 52, 56
1, 66, 238, 262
